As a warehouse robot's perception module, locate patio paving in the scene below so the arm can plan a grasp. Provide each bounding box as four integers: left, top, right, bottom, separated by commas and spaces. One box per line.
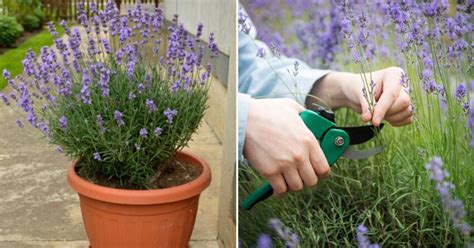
0, 86, 223, 247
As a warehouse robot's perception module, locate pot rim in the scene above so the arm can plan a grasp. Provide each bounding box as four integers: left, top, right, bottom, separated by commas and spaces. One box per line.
67, 150, 211, 205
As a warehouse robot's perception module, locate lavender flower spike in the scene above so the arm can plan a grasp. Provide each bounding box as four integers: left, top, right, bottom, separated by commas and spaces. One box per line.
425, 157, 472, 236
139, 128, 148, 138
2, 69, 11, 79
468, 99, 474, 148
0, 93, 10, 106
455, 83, 466, 101
154, 127, 163, 136
146, 99, 157, 113
59, 116, 68, 130
16, 119, 24, 128
93, 152, 102, 161
356, 224, 379, 248
268, 218, 299, 248
114, 110, 125, 127
96, 114, 106, 134
164, 108, 178, 124
256, 47, 266, 58
256, 234, 272, 248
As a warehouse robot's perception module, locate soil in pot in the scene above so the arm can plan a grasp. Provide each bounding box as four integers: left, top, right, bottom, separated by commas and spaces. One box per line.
76, 158, 200, 190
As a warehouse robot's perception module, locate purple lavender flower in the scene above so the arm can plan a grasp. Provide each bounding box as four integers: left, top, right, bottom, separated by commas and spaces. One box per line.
55, 147, 63, 153
468, 99, 474, 148
114, 110, 125, 127
39, 122, 50, 137
93, 152, 102, 161
2, 69, 11, 79
96, 114, 106, 134
164, 108, 178, 124
47, 22, 58, 37
352, 50, 361, 63
146, 99, 157, 113
26, 110, 38, 128
101, 38, 112, 54
356, 224, 380, 248
99, 68, 110, 97
16, 119, 23, 128
128, 92, 136, 100
268, 218, 299, 248
425, 157, 472, 236
127, 60, 136, 78
238, 8, 247, 25
0, 93, 10, 106
340, 17, 352, 38
115, 49, 124, 65
60, 20, 71, 35
171, 80, 181, 92
139, 128, 148, 138
242, 22, 252, 34
208, 32, 219, 58
454, 83, 466, 101
154, 127, 163, 136
138, 83, 145, 93
81, 70, 92, 105
59, 116, 68, 130
293, 61, 299, 77
256, 47, 266, 58
256, 234, 272, 248
119, 16, 131, 44
462, 102, 470, 114
196, 23, 203, 38
201, 72, 208, 82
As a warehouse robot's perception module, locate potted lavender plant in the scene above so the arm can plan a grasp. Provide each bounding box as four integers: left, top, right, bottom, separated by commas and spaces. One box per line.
1, 1, 218, 246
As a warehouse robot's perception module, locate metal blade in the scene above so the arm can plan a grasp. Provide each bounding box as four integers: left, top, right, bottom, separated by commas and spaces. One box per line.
341, 146, 383, 160
337, 123, 384, 145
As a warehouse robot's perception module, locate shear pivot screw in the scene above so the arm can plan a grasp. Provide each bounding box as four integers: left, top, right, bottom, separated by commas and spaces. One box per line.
334, 136, 344, 147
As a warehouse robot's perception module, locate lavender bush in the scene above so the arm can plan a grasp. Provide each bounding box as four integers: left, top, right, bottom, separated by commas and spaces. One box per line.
240, 0, 473, 246
0, 1, 218, 189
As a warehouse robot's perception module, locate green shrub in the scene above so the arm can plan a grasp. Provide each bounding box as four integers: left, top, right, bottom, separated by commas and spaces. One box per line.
2, 0, 45, 26
33, 7, 45, 24
0, 15, 23, 47
21, 14, 41, 31
1, 3, 218, 189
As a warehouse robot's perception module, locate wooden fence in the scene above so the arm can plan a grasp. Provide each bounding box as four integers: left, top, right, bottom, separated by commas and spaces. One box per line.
42, 0, 160, 21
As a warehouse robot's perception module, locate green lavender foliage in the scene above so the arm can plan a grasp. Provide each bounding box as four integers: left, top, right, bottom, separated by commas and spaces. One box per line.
48, 61, 209, 189
1, 3, 216, 190
239, 1, 473, 247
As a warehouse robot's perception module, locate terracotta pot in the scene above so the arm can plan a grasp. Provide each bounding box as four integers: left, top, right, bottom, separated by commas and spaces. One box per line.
67, 151, 211, 248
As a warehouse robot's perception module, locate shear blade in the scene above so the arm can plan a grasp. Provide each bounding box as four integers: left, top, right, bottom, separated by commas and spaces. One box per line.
341, 146, 383, 160
338, 123, 384, 145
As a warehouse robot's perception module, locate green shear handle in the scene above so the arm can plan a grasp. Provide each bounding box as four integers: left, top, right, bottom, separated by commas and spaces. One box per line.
241, 109, 350, 210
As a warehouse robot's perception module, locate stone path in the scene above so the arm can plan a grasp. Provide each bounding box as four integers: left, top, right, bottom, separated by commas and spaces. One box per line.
0, 87, 223, 247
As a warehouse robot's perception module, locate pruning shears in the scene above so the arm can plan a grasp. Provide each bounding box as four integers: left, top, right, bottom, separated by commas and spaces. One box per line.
241, 109, 384, 210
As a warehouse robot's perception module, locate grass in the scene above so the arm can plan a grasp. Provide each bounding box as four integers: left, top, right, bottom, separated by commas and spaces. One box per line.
240, 101, 473, 247
0, 24, 64, 90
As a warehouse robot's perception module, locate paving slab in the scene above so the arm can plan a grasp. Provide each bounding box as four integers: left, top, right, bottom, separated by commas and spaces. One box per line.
0, 88, 222, 247
0, 240, 219, 248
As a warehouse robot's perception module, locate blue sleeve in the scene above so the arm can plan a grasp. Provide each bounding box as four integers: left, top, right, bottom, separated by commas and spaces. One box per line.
237, 20, 331, 158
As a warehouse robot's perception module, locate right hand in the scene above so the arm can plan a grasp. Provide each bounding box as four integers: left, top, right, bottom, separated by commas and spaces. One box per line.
243, 98, 331, 197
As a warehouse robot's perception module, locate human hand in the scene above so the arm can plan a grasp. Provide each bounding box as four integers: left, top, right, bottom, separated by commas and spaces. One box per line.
310, 67, 413, 127
243, 98, 331, 197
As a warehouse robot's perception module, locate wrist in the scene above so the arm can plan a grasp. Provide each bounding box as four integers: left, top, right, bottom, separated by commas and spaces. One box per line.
307, 72, 356, 110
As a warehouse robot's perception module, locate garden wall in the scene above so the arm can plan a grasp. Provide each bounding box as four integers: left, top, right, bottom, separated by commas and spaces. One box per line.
163, 1, 236, 247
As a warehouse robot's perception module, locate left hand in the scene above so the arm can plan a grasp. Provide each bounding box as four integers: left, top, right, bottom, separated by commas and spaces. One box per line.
308, 67, 413, 127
